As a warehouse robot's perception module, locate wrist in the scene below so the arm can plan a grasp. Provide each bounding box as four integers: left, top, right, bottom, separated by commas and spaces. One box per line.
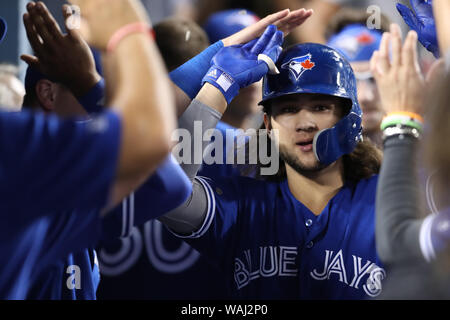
107, 22, 154, 53
196, 83, 227, 114
70, 71, 102, 98
202, 66, 240, 104
78, 78, 105, 114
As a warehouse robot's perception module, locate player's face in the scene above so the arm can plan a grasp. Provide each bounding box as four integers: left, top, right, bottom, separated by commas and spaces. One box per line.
266, 93, 344, 172
352, 61, 384, 134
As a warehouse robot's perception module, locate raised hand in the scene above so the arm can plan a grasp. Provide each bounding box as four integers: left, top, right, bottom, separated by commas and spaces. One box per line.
370, 24, 426, 115
21, 1, 101, 97
397, 0, 439, 58
203, 25, 284, 104
222, 8, 313, 47
67, 0, 150, 50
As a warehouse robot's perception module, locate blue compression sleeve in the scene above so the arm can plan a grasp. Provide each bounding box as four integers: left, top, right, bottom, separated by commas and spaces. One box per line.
169, 41, 224, 99
77, 79, 105, 114
101, 154, 193, 239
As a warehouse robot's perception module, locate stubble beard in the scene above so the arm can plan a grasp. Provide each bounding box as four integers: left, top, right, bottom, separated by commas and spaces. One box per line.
279, 144, 328, 174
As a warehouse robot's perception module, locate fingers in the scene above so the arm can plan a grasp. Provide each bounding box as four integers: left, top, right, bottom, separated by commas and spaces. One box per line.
390, 24, 402, 67
402, 30, 420, 71
377, 32, 391, 74
370, 50, 381, 78
23, 11, 44, 55
36, 1, 63, 41
20, 54, 39, 67
263, 30, 284, 57
258, 9, 290, 28
27, 2, 55, 45
275, 8, 313, 36
250, 25, 277, 55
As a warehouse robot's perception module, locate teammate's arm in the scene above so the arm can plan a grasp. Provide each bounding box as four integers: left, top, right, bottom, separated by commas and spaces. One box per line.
68, 0, 176, 212
372, 24, 449, 264
4, 0, 175, 213
434, 0, 450, 55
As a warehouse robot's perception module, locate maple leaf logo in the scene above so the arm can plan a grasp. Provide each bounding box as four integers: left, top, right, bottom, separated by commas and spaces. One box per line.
281, 54, 316, 81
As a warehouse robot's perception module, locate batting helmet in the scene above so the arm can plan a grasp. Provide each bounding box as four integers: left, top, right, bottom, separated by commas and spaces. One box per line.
203, 9, 260, 44
327, 24, 382, 63
260, 43, 363, 165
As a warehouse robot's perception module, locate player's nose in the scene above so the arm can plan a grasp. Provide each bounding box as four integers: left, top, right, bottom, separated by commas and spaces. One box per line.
294, 110, 317, 133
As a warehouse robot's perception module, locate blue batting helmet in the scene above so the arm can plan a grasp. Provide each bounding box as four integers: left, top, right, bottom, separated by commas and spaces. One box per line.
204, 9, 260, 44
327, 24, 382, 62
0, 17, 7, 44
260, 43, 363, 165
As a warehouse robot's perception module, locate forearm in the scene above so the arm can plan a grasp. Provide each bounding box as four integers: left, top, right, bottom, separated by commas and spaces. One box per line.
159, 86, 226, 234
175, 85, 225, 180
434, 0, 450, 55
169, 40, 224, 116
376, 135, 424, 264
109, 33, 176, 179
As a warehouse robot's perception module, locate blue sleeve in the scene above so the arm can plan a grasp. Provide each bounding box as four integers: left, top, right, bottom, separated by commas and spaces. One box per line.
77, 79, 105, 114
169, 41, 224, 99
0, 110, 121, 219
101, 154, 192, 239
34, 209, 102, 279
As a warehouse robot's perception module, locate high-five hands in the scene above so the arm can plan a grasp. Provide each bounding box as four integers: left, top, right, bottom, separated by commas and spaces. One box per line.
370, 24, 444, 116
21, 1, 101, 97
397, 0, 439, 58
203, 25, 283, 104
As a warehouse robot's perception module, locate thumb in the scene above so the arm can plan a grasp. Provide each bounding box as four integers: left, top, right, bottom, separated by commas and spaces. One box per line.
20, 54, 40, 67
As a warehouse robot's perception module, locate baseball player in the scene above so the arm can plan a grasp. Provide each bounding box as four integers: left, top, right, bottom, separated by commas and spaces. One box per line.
97, 9, 315, 300
0, 0, 176, 299
159, 23, 386, 299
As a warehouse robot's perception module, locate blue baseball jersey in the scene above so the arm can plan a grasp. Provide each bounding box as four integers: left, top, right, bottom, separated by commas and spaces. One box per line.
174, 175, 385, 300
0, 110, 121, 299
25, 155, 192, 300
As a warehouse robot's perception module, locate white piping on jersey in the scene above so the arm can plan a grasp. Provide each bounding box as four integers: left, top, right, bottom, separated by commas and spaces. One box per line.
128, 193, 135, 237
121, 197, 128, 238
426, 170, 439, 215
419, 214, 437, 262
171, 176, 216, 239
191, 176, 216, 238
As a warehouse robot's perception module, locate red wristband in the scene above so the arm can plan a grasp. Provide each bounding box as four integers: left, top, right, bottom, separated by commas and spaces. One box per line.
107, 22, 154, 53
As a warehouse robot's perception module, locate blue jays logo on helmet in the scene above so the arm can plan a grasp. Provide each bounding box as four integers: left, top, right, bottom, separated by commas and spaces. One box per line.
281, 54, 316, 81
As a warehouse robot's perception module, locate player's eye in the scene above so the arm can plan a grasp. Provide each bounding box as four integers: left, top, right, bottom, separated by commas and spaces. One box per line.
281, 106, 299, 114
312, 105, 330, 112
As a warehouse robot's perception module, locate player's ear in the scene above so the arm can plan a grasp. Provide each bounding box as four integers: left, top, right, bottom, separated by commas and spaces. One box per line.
35, 79, 57, 112
263, 113, 273, 132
